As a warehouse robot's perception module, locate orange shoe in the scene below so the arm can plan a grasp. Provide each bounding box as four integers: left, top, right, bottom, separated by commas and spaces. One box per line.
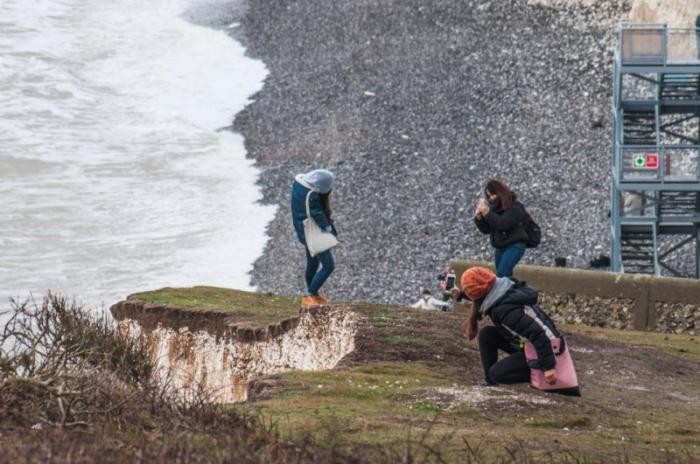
300, 296, 318, 309
314, 294, 330, 304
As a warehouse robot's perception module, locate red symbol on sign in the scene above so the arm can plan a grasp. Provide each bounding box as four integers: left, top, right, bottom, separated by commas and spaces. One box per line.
645, 153, 659, 169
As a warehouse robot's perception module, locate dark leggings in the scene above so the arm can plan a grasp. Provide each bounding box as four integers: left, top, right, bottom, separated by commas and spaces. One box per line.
478, 325, 530, 385
305, 248, 335, 295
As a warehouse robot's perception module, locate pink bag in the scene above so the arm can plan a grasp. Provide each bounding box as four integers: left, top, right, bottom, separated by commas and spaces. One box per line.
524, 337, 581, 396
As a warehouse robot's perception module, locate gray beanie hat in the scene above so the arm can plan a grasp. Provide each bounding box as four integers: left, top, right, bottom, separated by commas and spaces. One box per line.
302, 169, 335, 194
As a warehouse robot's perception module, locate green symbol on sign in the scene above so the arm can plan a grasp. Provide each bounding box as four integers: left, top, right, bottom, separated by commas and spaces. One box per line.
633, 155, 645, 168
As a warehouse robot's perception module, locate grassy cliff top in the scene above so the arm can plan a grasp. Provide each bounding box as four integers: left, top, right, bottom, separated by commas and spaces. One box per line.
131, 286, 700, 362
251, 297, 700, 462
124, 288, 700, 462
130, 286, 300, 326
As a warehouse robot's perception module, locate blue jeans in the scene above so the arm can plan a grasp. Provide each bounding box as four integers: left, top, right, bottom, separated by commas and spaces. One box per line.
305, 248, 335, 295
494, 242, 526, 278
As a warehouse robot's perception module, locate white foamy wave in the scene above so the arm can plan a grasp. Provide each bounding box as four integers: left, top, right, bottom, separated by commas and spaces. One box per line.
0, 0, 276, 310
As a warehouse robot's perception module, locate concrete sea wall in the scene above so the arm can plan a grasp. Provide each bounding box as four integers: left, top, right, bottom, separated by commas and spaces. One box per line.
452, 260, 700, 334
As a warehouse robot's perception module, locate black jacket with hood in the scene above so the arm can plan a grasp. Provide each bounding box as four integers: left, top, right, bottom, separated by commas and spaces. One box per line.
474, 199, 529, 249
479, 278, 560, 371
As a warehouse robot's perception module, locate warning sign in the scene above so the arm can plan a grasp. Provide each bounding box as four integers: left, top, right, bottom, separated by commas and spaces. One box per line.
632, 153, 659, 169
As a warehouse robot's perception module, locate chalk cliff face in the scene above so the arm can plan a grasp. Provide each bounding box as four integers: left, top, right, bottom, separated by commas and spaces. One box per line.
116, 304, 359, 403
531, 0, 699, 27
629, 0, 699, 27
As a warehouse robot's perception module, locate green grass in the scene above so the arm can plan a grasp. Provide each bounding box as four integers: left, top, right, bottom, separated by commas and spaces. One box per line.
239, 310, 700, 462
244, 359, 700, 462
126, 288, 700, 462
132, 286, 300, 325
242, 362, 464, 453
369, 308, 402, 327
413, 401, 440, 413
561, 322, 700, 363
381, 334, 431, 349
524, 415, 592, 429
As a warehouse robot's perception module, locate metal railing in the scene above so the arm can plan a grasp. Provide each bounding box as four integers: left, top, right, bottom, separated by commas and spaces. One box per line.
617, 145, 700, 184
620, 24, 700, 66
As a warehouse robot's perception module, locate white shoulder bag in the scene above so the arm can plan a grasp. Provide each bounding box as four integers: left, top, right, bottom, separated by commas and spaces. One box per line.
303, 190, 338, 257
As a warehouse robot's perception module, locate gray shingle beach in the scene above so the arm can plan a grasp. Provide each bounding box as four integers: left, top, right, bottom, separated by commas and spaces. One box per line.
233, 0, 630, 304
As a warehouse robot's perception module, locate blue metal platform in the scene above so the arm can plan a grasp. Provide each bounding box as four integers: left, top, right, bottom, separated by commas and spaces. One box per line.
611, 24, 700, 278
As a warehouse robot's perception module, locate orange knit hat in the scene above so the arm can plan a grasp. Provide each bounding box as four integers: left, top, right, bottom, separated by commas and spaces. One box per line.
461, 267, 496, 301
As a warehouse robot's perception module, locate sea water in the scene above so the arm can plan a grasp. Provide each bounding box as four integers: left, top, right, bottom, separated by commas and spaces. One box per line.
0, 0, 275, 311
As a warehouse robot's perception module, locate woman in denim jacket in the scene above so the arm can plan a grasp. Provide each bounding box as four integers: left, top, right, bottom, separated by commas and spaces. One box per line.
291, 169, 337, 308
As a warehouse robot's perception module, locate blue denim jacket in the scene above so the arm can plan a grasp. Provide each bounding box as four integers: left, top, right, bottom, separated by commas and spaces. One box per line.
291, 180, 336, 245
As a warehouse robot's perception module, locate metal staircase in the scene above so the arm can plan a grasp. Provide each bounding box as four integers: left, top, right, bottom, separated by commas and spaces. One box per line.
622, 110, 656, 145
658, 191, 700, 216
660, 74, 700, 100
611, 24, 700, 278
620, 225, 657, 275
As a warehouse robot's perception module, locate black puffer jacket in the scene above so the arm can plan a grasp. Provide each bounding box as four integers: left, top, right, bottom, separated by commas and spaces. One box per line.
482, 280, 560, 371
474, 199, 529, 249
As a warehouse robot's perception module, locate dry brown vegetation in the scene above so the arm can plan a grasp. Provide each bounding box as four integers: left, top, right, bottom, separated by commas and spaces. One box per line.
0, 295, 323, 463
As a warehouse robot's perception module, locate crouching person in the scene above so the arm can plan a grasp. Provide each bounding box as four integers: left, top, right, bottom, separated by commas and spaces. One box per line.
411, 289, 450, 311
454, 267, 580, 396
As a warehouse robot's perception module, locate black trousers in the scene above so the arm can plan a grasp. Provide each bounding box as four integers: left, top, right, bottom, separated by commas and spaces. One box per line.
478, 325, 530, 385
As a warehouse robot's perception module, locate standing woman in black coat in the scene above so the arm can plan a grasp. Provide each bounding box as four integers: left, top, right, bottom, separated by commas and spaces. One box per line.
474, 179, 529, 278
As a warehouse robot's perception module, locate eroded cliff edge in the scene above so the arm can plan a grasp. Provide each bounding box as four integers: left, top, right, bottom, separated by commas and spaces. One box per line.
110, 290, 358, 402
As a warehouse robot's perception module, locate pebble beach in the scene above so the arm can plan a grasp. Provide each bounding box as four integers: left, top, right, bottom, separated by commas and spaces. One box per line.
232, 0, 632, 305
